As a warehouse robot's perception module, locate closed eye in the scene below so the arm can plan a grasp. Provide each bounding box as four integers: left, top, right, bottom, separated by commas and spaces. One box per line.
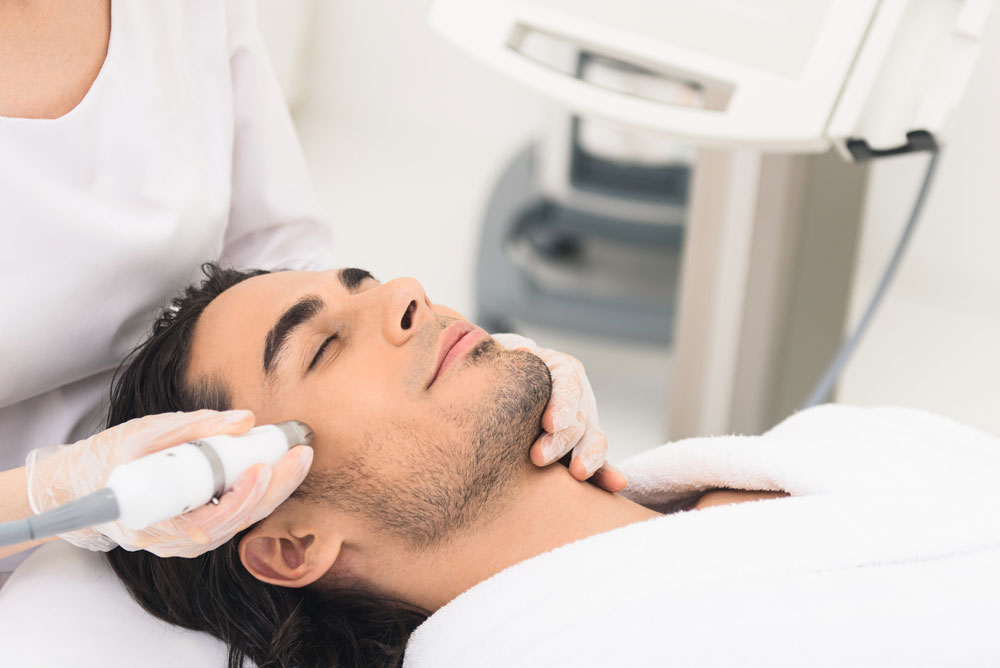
308, 333, 339, 372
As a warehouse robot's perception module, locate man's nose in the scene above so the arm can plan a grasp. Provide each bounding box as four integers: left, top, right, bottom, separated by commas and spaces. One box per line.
380, 277, 428, 346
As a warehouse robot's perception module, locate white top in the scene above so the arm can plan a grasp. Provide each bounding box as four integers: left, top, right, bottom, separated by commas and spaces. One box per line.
0, 1, 333, 475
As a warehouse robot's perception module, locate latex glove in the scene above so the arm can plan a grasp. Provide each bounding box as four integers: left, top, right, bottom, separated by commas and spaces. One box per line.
25, 409, 313, 557
492, 333, 627, 492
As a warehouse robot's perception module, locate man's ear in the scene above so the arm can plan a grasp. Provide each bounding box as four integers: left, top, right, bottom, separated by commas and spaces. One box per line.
238, 514, 343, 588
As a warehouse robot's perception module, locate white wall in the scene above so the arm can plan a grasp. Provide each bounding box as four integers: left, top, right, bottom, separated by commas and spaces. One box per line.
839, 11, 1000, 435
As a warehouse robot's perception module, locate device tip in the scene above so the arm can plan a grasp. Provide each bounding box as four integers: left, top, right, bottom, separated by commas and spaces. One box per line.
278, 420, 314, 447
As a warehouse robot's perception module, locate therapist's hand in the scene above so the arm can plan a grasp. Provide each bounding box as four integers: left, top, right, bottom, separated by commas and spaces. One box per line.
25, 410, 313, 557
492, 333, 627, 493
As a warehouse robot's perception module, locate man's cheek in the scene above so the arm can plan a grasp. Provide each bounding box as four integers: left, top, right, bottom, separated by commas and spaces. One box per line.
320, 378, 391, 420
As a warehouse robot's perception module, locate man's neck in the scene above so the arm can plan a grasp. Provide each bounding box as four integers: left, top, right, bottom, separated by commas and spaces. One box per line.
354, 464, 661, 612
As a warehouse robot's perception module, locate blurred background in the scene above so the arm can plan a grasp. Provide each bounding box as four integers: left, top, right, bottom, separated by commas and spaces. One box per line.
258, 0, 1000, 461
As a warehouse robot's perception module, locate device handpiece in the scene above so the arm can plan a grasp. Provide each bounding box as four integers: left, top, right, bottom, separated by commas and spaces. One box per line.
0, 422, 315, 548
105, 421, 314, 531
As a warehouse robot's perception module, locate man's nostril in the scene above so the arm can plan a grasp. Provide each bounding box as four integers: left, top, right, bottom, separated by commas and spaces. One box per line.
400, 300, 417, 330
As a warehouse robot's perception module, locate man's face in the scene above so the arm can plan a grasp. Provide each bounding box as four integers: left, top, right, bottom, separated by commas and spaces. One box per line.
186, 268, 551, 547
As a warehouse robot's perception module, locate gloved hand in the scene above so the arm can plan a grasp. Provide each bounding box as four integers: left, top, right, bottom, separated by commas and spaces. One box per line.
493, 333, 627, 492
25, 409, 312, 557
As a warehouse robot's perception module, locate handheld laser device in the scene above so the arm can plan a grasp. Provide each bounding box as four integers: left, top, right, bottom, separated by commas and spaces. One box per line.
0, 421, 314, 548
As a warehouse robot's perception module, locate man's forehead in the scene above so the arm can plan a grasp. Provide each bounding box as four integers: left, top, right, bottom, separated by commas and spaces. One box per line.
203, 270, 336, 327
190, 270, 335, 383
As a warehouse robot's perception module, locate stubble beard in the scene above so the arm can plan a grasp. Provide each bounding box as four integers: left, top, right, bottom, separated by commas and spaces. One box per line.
300, 339, 552, 551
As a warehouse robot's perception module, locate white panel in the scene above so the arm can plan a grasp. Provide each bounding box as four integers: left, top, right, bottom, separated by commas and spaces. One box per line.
526, 0, 835, 79
431, 0, 880, 150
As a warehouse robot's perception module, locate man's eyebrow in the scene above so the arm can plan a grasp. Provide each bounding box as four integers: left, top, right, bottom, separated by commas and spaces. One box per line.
340, 267, 375, 292
263, 295, 325, 375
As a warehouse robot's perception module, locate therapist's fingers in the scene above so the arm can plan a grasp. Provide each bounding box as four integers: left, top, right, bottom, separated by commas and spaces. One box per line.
567, 429, 608, 480
172, 464, 272, 545
494, 333, 612, 486
175, 445, 313, 545
588, 464, 628, 494
132, 465, 271, 555
124, 409, 256, 460
539, 357, 586, 435
492, 332, 587, 437
25, 409, 260, 553
530, 422, 586, 467
248, 444, 314, 520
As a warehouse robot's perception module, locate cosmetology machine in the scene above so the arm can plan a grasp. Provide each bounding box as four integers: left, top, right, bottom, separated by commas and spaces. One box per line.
431, 0, 993, 438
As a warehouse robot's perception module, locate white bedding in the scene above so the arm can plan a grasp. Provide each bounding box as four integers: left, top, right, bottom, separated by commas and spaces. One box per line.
0, 539, 226, 667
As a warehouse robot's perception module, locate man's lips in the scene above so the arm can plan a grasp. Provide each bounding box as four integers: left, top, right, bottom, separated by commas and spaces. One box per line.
428, 321, 486, 388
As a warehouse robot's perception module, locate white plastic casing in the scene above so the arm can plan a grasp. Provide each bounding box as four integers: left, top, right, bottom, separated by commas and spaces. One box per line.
430, 0, 879, 152
105, 424, 303, 531
827, 0, 993, 159
106, 443, 216, 531
204, 425, 294, 490
430, 0, 993, 158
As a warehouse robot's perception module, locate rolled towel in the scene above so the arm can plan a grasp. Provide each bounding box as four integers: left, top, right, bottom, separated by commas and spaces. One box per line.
618, 404, 1000, 510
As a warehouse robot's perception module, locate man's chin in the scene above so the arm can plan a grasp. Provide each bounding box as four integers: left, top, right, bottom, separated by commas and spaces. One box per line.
485, 347, 551, 446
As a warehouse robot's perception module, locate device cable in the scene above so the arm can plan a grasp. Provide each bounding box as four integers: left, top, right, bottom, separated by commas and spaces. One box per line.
801, 148, 941, 409
0, 489, 120, 548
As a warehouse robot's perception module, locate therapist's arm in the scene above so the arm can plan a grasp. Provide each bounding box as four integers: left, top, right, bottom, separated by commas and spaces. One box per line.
218, 0, 334, 271
0, 467, 56, 560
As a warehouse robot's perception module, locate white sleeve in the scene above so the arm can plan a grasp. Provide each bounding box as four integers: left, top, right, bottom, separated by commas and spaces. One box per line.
220, 0, 334, 271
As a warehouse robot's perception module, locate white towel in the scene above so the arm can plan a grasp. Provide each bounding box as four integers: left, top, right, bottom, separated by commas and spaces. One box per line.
403, 405, 1000, 667
620, 404, 1000, 508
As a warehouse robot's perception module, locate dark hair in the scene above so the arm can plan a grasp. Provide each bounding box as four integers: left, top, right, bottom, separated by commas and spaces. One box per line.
103, 263, 427, 668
